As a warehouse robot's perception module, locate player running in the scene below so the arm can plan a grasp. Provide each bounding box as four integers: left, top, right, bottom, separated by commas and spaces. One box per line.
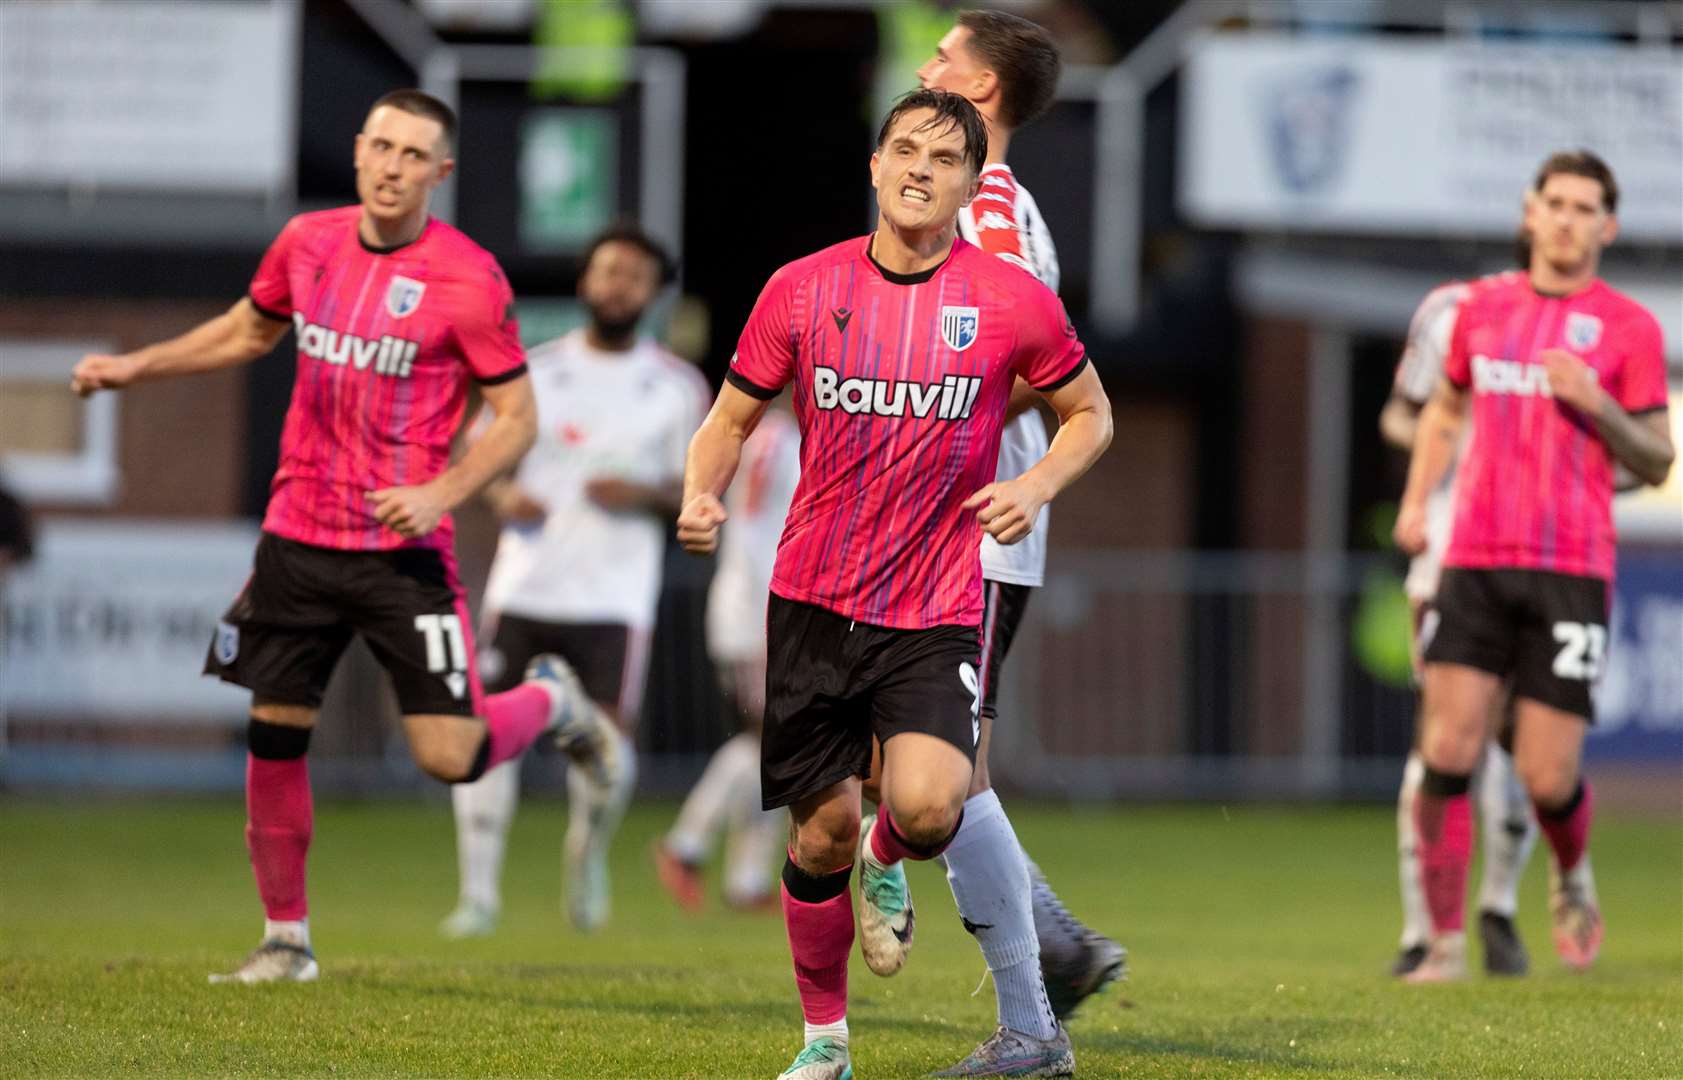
1396, 151, 1673, 982
441, 224, 703, 936
1380, 267, 1540, 978
908, 14, 1128, 1062
678, 89, 1112, 1080
656, 404, 801, 912
70, 90, 616, 984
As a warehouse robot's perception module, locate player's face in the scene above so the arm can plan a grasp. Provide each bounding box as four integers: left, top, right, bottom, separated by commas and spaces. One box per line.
917, 27, 989, 103
1523, 173, 1617, 275
870, 110, 980, 235
353, 106, 455, 225
580, 240, 661, 332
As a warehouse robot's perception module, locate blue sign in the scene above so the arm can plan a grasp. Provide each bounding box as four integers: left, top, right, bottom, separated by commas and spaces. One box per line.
1587, 552, 1683, 761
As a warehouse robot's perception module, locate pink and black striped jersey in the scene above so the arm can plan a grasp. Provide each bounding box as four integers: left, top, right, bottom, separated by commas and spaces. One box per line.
247, 207, 526, 553
1443, 275, 1668, 582
727, 234, 1087, 630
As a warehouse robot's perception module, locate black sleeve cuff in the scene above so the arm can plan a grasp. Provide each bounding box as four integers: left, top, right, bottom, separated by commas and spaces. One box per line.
248, 294, 290, 322
1033, 355, 1089, 393
1630, 403, 1670, 417
726, 369, 780, 401
476, 362, 529, 387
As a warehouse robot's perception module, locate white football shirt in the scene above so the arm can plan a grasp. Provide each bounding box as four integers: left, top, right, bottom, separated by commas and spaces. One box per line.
706, 409, 801, 663
482, 329, 709, 628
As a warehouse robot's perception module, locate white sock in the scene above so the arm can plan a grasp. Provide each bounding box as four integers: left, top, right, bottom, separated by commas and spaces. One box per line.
1476, 744, 1537, 917
264, 917, 309, 950
1022, 854, 1083, 962
804, 1018, 848, 1047
939, 790, 1057, 1040
450, 758, 520, 913
1397, 752, 1430, 947
668, 732, 758, 864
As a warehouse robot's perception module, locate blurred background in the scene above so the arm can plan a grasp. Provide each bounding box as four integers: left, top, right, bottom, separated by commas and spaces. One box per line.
2, 0, 1679, 807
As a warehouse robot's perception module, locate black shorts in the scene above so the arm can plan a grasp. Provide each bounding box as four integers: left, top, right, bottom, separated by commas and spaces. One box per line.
477, 612, 647, 722
204, 532, 481, 716
1424, 567, 1610, 721
978, 580, 1032, 721
761, 595, 980, 810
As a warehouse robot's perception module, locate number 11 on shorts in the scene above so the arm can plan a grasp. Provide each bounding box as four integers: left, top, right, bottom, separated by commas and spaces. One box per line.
415, 613, 468, 674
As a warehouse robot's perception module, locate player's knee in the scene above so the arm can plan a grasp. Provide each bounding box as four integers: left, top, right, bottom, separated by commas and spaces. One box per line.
884, 796, 962, 850
411, 738, 478, 783
1419, 719, 1481, 774
790, 819, 857, 873
1517, 757, 1577, 808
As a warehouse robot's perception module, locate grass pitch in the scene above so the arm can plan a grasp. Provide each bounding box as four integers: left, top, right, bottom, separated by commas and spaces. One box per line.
2, 796, 1678, 1078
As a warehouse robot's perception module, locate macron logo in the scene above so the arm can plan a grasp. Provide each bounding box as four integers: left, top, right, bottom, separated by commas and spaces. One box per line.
1471, 354, 1590, 398
293, 313, 421, 378
813, 365, 982, 421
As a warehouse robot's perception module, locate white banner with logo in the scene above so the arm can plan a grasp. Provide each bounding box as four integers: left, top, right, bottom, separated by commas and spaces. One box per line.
0, 0, 299, 192
1179, 32, 1683, 242
2, 521, 259, 721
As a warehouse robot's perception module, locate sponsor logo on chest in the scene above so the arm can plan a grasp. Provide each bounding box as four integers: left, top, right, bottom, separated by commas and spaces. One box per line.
1471, 354, 1598, 398
813, 364, 982, 420
293, 313, 421, 378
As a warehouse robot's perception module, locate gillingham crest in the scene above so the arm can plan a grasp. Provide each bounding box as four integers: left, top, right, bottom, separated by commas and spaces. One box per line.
386, 275, 427, 319
940, 305, 980, 352
1565, 312, 1602, 353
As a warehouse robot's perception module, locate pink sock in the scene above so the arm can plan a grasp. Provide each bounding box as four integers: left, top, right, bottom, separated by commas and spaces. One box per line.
483, 684, 552, 769
1536, 780, 1593, 873
246, 754, 312, 921
870, 807, 960, 864
1414, 790, 1472, 934
782, 859, 854, 1025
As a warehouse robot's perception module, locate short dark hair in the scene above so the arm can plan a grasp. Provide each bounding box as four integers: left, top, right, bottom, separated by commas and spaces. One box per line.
875, 88, 988, 177
1533, 150, 1618, 214
956, 10, 1061, 129
369, 89, 458, 151
582, 222, 677, 285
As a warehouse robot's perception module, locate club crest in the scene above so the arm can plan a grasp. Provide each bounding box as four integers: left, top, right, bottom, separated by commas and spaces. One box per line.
215, 620, 240, 665
941, 306, 979, 352
1565, 312, 1602, 353
386, 275, 426, 319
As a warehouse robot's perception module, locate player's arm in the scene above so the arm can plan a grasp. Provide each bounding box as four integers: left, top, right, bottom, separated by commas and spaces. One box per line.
1394, 377, 1467, 555
584, 477, 684, 517
1005, 376, 1041, 421
965, 363, 1112, 546
370, 374, 538, 539
70, 299, 288, 397
1378, 392, 1423, 450
677, 382, 770, 555
1540, 348, 1674, 488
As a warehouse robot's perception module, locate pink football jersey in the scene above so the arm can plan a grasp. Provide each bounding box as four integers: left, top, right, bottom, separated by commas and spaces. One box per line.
728, 234, 1086, 629
248, 207, 526, 552
1442, 275, 1668, 581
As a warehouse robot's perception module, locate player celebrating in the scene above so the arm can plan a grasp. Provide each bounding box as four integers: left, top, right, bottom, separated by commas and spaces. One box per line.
656, 404, 801, 912
441, 224, 704, 936
678, 89, 1112, 1080
71, 90, 614, 984
1396, 151, 1673, 982
1380, 267, 1540, 978
913, 11, 1128, 1058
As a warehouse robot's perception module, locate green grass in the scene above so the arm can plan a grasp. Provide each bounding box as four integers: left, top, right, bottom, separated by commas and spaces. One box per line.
1, 797, 1678, 1078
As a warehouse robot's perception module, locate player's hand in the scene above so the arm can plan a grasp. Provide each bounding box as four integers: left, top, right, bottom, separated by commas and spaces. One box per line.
368, 482, 449, 539
1540, 348, 1605, 416
676, 493, 728, 555
70, 353, 141, 398
585, 476, 647, 513
963, 477, 1048, 546
487, 483, 547, 524
1393, 500, 1428, 556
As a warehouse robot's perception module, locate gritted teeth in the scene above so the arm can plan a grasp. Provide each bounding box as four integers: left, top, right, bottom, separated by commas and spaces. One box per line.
901, 186, 930, 203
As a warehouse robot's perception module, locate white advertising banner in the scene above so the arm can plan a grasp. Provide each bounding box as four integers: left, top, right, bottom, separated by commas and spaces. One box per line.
1179, 32, 1683, 242
2, 521, 259, 721
0, 0, 299, 192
